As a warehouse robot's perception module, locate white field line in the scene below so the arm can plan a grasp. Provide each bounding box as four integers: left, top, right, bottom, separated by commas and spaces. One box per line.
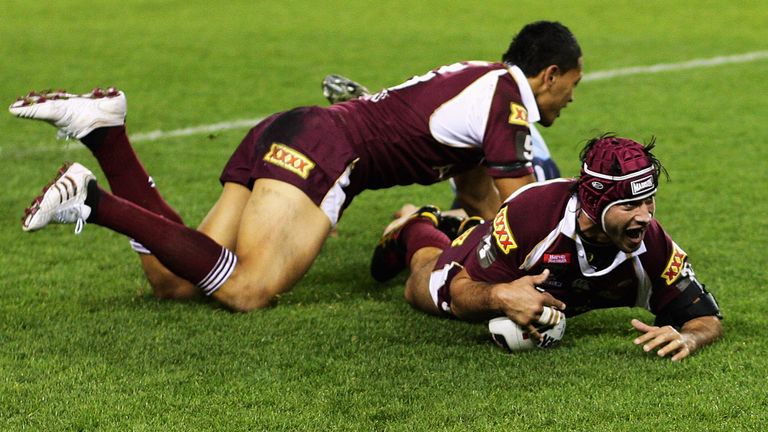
581, 50, 768, 82
132, 118, 259, 142
4, 50, 768, 156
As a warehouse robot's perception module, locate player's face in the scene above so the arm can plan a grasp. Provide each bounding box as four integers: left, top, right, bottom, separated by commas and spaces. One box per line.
537, 57, 583, 127
602, 196, 656, 252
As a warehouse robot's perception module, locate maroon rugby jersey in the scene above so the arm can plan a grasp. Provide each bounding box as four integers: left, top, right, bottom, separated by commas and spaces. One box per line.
432, 180, 690, 318
326, 61, 537, 190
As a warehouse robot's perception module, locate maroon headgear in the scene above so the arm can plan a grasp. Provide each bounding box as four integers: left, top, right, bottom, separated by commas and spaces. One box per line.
578, 136, 658, 228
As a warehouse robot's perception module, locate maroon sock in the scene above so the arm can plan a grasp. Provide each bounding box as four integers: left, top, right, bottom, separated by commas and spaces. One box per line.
400, 219, 451, 265
81, 126, 183, 224
87, 183, 234, 295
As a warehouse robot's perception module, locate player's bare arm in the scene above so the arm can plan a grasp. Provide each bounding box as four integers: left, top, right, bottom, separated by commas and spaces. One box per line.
452, 169, 536, 220
493, 175, 536, 205
449, 268, 566, 324
451, 167, 498, 219
632, 315, 722, 362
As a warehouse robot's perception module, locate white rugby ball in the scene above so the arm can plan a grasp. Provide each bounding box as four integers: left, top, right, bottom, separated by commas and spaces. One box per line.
488, 313, 566, 352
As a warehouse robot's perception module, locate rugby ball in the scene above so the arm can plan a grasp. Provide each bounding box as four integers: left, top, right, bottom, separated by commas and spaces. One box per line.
488, 312, 566, 352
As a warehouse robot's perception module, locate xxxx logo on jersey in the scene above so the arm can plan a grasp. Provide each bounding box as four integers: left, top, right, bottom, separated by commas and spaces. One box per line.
492, 207, 518, 254
508, 103, 528, 126
264, 143, 315, 179
662, 242, 687, 285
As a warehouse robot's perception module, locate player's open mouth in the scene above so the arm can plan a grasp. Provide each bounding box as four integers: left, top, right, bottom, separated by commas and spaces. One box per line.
626, 227, 644, 240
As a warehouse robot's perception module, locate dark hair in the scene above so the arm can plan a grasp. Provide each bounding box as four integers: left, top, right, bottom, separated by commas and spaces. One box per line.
502, 21, 582, 77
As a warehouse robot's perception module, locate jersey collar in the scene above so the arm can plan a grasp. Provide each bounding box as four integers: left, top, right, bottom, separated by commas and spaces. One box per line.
506, 65, 541, 124
563, 195, 647, 276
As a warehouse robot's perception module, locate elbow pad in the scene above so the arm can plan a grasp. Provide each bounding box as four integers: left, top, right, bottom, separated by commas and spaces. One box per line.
654, 264, 722, 328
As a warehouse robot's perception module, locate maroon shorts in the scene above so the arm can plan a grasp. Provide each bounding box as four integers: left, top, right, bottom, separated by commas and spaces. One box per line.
220, 106, 359, 224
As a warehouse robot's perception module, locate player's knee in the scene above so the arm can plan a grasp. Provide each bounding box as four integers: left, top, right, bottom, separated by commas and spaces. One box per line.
404, 274, 442, 316
403, 279, 419, 307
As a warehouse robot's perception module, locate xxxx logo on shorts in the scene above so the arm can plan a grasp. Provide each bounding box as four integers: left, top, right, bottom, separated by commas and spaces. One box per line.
492, 207, 518, 254
662, 242, 687, 285
508, 103, 528, 126
264, 143, 316, 179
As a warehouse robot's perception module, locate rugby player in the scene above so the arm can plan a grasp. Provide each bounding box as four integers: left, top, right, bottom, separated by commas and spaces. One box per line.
11, 21, 582, 311
323, 74, 561, 182
371, 135, 722, 361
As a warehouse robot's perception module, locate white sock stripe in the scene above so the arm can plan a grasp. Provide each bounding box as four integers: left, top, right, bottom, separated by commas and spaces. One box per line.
198, 248, 237, 296
198, 248, 228, 288
202, 250, 237, 296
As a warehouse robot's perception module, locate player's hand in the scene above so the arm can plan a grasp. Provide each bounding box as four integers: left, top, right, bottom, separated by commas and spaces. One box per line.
631, 319, 693, 361
493, 269, 566, 327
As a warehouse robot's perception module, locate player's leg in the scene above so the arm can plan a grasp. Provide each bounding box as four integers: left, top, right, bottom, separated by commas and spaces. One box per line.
85, 124, 190, 293
371, 206, 453, 282
133, 110, 285, 300
80, 125, 184, 224
204, 105, 357, 309
10, 88, 186, 290
129, 179, 333, 309
370, 206, 483, 315
10, 89, 183, 223
402, 248, 443, 316
22, 161, 234, 301
140, 182, 251, 300
211, 179, 332, 310
371, 205, 482, 281
22, 162, 331, 311
138, 255, 198, 300
370, 206, 443, 282
143, 105, 350, 307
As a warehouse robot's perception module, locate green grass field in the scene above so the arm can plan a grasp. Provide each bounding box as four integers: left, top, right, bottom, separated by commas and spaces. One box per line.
2, 1, 767, 430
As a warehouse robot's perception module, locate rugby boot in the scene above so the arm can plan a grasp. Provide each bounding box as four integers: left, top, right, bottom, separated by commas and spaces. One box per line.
22, 162, 95, 234
435, 213, 485, 240
322, 74, 369, 104
436, 214, 463, 240
9, 87, 126, 139
456, 216, 484, 237
370, 205, 440, 282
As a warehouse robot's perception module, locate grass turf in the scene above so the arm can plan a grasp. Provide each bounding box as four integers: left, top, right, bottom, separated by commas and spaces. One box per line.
1, 1, 767, 430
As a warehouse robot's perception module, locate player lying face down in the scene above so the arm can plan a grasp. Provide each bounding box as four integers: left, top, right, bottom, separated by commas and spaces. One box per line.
371, 134, 722, 361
